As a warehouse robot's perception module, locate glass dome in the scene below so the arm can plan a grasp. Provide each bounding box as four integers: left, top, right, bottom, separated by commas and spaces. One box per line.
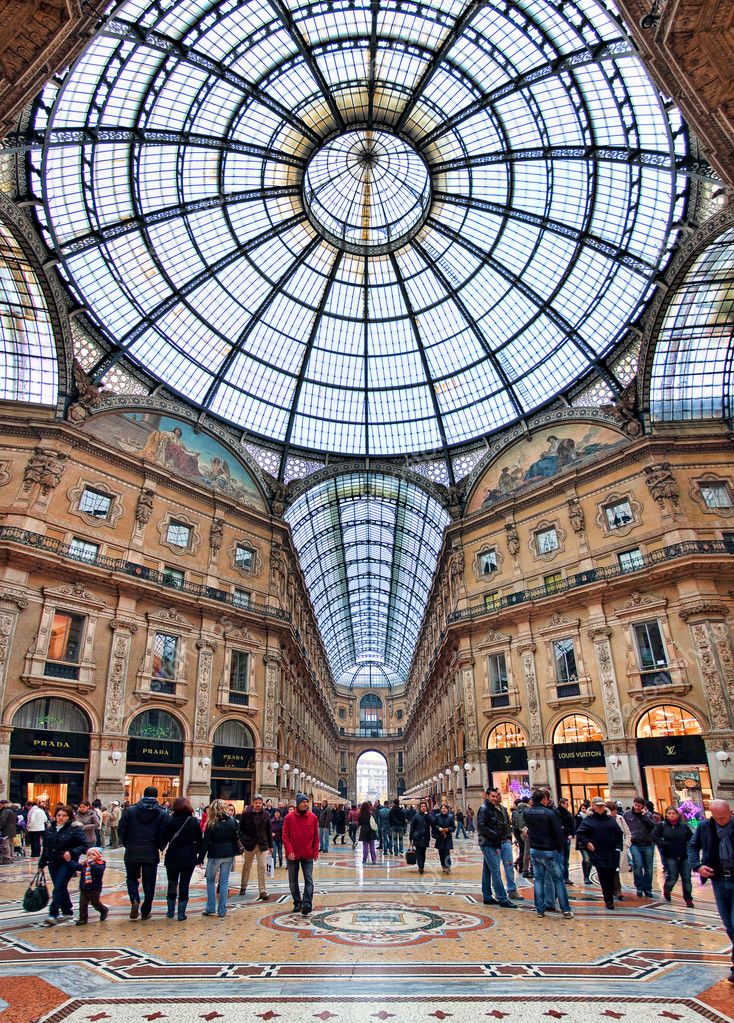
30, 0, 687, 459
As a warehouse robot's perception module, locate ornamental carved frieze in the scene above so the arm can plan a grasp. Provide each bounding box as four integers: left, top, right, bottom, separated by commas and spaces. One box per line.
194, 640, 216, 743
710, 621, 734, 710
518, 642, 543, 744
461, 665, 479, 748
679, 603, 729, 622
589, 627, 625, 739
644, 462, 680, 513
689, 622, 732, 731
102, 623, 137, 734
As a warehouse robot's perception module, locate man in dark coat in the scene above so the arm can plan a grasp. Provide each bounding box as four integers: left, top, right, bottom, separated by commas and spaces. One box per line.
689, 799, 734, 984
0, 800, 17, 864
623, 796, 657, 897
476, 788, 517, 907
523, 789, 573, 918
118, 785, 167, 920
239, 793, 273, 900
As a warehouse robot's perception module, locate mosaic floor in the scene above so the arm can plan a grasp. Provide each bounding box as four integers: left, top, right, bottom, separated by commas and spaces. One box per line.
0, 839, 731, 1022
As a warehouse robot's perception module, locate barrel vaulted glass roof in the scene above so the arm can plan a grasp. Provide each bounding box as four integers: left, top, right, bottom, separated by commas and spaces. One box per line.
29, 0, 688, 467
286, 474, 449, 689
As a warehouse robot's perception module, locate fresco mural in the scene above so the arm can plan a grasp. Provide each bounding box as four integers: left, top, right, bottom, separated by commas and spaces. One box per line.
82, 412, 264, 509
469, 424, 626, 513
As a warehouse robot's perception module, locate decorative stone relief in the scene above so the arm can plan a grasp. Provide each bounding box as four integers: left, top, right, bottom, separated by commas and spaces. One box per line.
710, 621, 734, 712
263, 654, 281, 747
567, 497, 585, 534
589, 626, 624, 739
102, 621, 137, 733
689, 622, 732, 730
194, 639, 217, 742
135, 489, 154, 529
67, 360, 107, 424
644, 462, 680, 517
504, 522, 520, 558
0, 601, 25, 710
518, 642, 543, 744
22, 447, 67, 494
448, 542, 465, 600
461, 663, 479, 748
209, 517, 224, 559
600, 377, 642, 437
0, 460, 11, 487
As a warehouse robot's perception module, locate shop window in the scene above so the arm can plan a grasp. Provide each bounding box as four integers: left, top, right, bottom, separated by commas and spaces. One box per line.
618, 547, 644, 573
604, 499, 634, 529
488, 652, 509, 708
487, 721, 526, 748
228, 650, 250, 705
213, 719, 254, 749
235, 544, 255, 570
69, 537, 99, 564
162, 566, 184, 589
553, 714, 603, 744
699, 482, 733, 509
166, 521, 191, 548
233, 588, 250, 608
633, 620, 671, 687
130, 708, 182, 741
544, 571, 563, 594
78, 487, 112, 519
12, 696, 89, 734
637, 704, 702, 738
479, 549, 498, 575
553, 639, 579, 698
535, 527, 558, 555
484, 591, 499, 611
151, 633, 178, 695
45, 611, 85, 679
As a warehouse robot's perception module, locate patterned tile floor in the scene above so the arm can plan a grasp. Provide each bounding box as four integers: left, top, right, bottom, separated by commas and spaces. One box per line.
0, 840, 731, 1022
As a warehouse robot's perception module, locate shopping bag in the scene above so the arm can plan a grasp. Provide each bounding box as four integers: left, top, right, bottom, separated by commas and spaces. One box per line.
23, 869, 49, 912
405, 849, 417, 865
267, 853, 275, 878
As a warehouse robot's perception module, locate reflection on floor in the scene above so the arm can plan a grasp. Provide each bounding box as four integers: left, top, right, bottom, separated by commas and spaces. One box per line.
0, 839, 731, 1022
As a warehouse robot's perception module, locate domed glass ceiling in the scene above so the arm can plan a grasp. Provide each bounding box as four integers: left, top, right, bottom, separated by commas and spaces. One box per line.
30, 0, 687, 461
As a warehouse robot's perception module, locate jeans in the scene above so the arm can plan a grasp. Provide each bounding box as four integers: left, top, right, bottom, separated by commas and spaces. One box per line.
415, 845, 427, 871
711, 877, 734, 966
272, 837, 283, 867
319, 827, 330, 852
380, 826, 392, 853
348, 823, 358, 846
124, 858, 158, 913
205, 856, 233, 917
48, 861, 75, 917
630, 844, 655, 894
500, 839, 518, 892
165, 863, 195, 903
562, 838, 571, 881
362, 839, 376, 863
530, 849, 571, 913
481, 845, 508, 902
663, 856, 692, 900
455, 822, 467, 839
391, 828, 405, 853
287, 858, 314, 911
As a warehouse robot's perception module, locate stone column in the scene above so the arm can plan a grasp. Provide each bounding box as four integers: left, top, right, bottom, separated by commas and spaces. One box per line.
603, 738, 642, 804
193, 638, 217, 746
517, 641, 543, 746
0, 590, 28, 707
0, 725, 12, 799
263, 652, 282, 750
680, 605, 734, 733
589, 625, 625, 739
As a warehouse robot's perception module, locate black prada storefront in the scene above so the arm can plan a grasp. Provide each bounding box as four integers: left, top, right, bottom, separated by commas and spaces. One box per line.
9, 697, 91, 807
210, 721, 256, 812
126, 710, 183, 804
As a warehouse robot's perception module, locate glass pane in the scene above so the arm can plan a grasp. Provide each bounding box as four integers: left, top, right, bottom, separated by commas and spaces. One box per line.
152, 633, 178, 679
229, 650, 250, 693
47, 612, 84, 663
167, 522, 191, 547
79, 488, 112, 517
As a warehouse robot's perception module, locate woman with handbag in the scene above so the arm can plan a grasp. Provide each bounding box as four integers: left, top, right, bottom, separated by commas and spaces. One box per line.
358, 800, 377, 864
432, 802, 455, 873
408, 800, 433, 874
198, 799, 240, 918
38, 805, 88, 925
161, 796, 202, 920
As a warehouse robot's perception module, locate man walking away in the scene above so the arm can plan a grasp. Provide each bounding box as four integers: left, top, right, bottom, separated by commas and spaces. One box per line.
239, 793, 273, 901
317, 800, 333, 853
118, 785, 166, 920
523, 789, 574, 918
378, 800, 392, 855
389, 799, 406, 854
108, 801, 122, 849
283, 793, 319, 916
689, 799, 734, 985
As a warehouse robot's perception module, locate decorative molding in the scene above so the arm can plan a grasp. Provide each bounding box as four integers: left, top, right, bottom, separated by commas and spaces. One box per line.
478, 629, 512, 649
688, 621, 732, 730
614, 591, 667, 617
22, 447, 67, 495
689, 473, 734, 518
157, 511, 201, 557
147, 607, 192, 631
0, 459, 11, 487
539, 612, 578, 634
590, 628, 625, 739
644, 462, 680, 515
679, 602, 729, 622
529, 520, 566, 562
66, 477, 124, 529
42, 581, 107, 611
566, 497, 585, 534
595, 491, 643, 538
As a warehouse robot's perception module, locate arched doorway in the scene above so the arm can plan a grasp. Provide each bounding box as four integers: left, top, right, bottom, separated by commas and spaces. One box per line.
10, 697, 91, 807
127, 709, 184, 804
635, 705, 711, 814
211, 720, 256, 812
356, 751, 388, 803
552, 714, 606, 812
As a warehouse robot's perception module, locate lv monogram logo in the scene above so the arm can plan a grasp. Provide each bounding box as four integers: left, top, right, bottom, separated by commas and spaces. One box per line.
665, 744, 676, 756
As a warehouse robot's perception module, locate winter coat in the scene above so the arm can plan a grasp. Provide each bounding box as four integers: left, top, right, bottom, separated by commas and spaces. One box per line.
409, 811, 433, 848
432, 811, 455, 850
525, 804, 564, 852
654, 818, 691, 860
239, 808, 273, 851
689, 817, 734, 881
317, 805, 333, 829
358, 806, 378, 843
575, 811, 623, 869
271, 816, 284, 841
200, 815, 240, 861
282, 809, 319, 860
388, 805, 406, 830
623, 808, 657, 846
38, 821, 88, 869
26, 806, 48, 833
558, 805, 575, 839
118, 796, 167, 863
0, 807, 17, 839
75, 809, 99, 845
74, 859, 106, 892
377, 805, 391, 828
161, 812, 203, 869
476, 799, 502, 848
333, 808, 346, 834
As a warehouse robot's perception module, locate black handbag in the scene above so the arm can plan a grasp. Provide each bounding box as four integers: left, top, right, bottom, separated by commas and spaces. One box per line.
23, 869, 49, 912
405, 848, 417, 865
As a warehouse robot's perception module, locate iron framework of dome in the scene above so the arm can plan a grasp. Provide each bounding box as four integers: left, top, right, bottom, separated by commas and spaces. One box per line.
28, 0, 688, 468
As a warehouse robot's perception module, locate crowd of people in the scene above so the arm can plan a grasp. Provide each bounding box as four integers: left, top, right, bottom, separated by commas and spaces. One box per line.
2, 788, 732, 985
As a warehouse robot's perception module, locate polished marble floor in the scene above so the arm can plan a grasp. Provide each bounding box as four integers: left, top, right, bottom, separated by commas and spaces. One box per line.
0, 838, 732, 1023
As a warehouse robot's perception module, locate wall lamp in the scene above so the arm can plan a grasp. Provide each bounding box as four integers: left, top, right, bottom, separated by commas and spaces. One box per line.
199, 755, 211, 768
716, 750, 731, 765
608, 754, 622, 769
528, 759, 541, 772
453, 764, 461, 773
271, 761, 280, 772
109, 749, 122, 765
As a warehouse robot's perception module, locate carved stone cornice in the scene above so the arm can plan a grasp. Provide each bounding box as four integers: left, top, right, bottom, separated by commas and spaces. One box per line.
517, 641, 536, 655
588, 625, 612, 640
614, 590, 667, 618
109, 619, 138, 634
0, 591, 28, 610
679, 602, 729, 622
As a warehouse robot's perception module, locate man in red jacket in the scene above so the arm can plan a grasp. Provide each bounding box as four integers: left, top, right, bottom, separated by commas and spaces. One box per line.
282, 793, 319, 916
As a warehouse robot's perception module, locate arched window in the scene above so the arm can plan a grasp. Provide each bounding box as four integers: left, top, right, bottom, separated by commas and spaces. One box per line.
129, 709, 182, 741
338, 778, 348, 799
487, 722, 526, 749
637, 705, 702, 738
553, 715, 603, 744
359, 693, 383, 735
212, 720, 255, 748
12, 697, 89, 733
397, 777, 406, 796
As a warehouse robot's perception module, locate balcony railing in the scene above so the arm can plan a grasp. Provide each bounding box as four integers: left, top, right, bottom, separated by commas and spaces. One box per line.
448, 540, 730, 623
0, 526, 291, 621
338, 728, 405, 739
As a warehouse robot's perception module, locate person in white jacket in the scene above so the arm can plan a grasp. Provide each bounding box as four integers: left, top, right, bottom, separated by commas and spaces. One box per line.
606, 800, 631, 900
25, 801, 48, 858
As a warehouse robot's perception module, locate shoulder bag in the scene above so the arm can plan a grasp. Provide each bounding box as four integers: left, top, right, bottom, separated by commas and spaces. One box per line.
23, 869, 49, 912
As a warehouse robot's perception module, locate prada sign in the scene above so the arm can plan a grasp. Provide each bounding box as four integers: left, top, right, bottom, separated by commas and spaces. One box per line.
212, 746, 255, 769
487, 746, 528, 772
126, 736, 183, 766
636, 735, 707, 767
10, 728, 89, 759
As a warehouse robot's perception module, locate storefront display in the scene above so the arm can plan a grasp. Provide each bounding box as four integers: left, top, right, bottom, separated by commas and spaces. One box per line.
210, 720, 255, 812
126, 710, 183, 804
9, 697, 90, 808
553, 715, 608, 811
